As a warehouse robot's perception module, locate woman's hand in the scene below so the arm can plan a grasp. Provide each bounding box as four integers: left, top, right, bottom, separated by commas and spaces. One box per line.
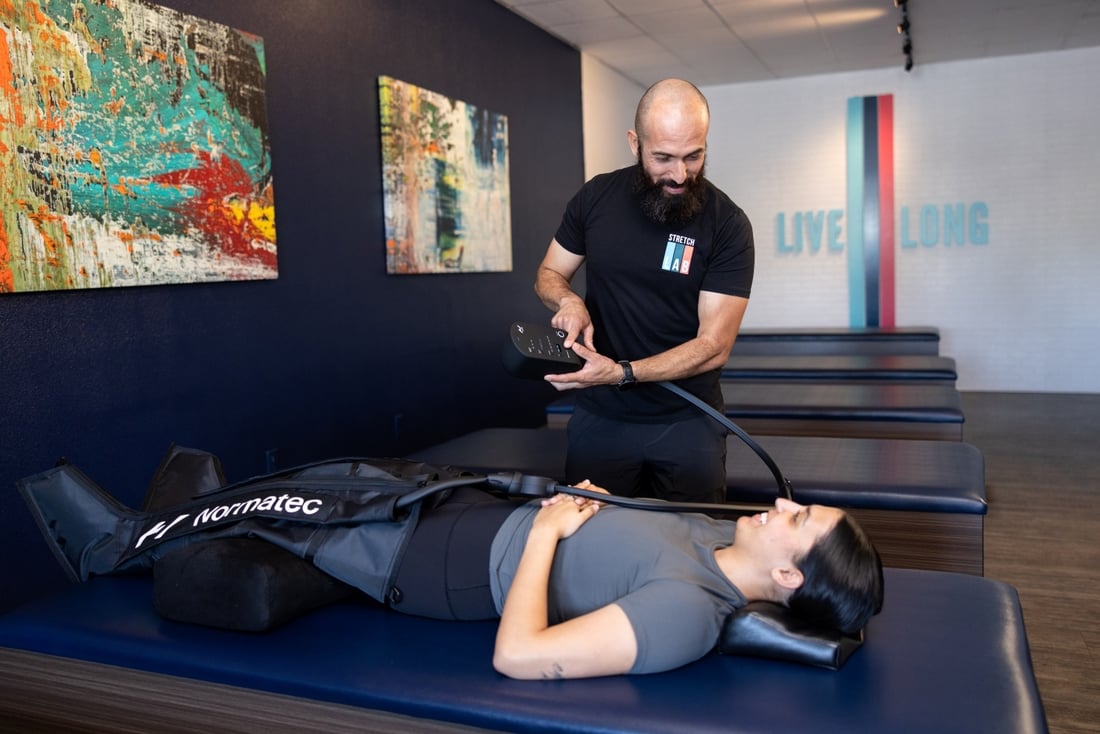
533, 480, 605, 540
576, 481, 610, 496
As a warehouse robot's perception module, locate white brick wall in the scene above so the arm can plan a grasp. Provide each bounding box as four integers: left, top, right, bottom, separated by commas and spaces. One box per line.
697, 49, 1100, 392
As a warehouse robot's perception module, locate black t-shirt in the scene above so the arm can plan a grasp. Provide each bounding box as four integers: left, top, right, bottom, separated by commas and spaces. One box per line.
554, 166, 754, 420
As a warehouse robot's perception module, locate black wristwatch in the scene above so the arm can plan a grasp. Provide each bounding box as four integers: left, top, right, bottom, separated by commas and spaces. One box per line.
616, 360, 636, 390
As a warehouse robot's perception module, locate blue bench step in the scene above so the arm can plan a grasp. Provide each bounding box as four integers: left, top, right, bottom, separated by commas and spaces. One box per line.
546, 383, 965, 441
722, 354, 957, 383
733, 326, 941, 355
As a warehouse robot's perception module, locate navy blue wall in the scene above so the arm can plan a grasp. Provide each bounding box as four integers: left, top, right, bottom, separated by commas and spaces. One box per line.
0, 0, 583, 612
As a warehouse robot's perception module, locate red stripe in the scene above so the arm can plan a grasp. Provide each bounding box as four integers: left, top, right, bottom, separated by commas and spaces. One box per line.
877, 95, 895, 327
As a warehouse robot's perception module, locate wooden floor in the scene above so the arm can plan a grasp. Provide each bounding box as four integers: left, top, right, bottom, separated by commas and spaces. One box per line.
962, 392, 1100, 734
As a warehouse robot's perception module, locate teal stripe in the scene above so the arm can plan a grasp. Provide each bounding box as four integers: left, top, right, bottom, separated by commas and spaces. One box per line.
846, 97, 866, 327
662, 242, 676, 270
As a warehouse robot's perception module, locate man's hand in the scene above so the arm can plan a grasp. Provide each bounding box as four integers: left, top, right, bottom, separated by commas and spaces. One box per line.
535, 239, 594, 350
544, 341, 622, 391
549, 296, 596, 353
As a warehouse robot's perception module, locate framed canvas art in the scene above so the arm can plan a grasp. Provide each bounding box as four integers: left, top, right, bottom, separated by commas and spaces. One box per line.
379, 76, 511, 274
0, 0, 275, 293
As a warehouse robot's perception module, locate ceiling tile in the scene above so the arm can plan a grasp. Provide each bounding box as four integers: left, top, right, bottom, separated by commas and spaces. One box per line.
496, 0, 1100, 83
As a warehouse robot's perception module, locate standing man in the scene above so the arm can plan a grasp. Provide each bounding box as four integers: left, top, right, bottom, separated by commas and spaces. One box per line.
535, 79, 754, 503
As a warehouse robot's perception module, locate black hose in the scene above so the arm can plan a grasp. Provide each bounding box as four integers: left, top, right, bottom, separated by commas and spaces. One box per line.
657, 380, 793, 500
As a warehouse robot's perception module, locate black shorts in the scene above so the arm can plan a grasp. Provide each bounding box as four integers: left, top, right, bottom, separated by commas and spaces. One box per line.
389, 487, 520, 620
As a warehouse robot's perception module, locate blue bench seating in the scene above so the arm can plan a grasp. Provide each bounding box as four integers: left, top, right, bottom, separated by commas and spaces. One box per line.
412, 427, 986, 575
0, 569, 1045, 734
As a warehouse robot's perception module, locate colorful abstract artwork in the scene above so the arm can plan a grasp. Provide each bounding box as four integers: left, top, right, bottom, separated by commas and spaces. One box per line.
378, 76, 511, 274
0, 0, 275, 294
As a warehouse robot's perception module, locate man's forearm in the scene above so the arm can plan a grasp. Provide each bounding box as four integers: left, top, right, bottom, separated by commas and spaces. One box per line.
629, 335, 732, 383
535, 266, 581, 312
624, 293, 748, 384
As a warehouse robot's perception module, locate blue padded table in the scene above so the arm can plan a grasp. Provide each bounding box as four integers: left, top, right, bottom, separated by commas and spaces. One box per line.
412, 427, 986, 575
722, 354, 958, 383
0, 571, 1046, 734
546, 383, 965, 440
732, 326, 941, 356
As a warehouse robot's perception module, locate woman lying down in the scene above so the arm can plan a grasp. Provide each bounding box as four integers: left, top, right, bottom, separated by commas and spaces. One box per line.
20, 465, 883, 680
391, 482, 883, 679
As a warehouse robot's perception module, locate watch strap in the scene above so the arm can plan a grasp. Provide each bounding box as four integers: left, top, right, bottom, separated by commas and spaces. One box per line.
616, 360, 636, 390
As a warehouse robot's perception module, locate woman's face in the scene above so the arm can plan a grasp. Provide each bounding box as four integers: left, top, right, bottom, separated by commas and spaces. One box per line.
736, 498, 844, 567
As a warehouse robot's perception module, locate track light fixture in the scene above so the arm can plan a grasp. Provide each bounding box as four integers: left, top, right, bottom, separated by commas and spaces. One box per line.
896, 0, 913, 72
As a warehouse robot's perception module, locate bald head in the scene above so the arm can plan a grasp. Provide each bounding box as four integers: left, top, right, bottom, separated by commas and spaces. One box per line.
633, 78, 710, 143
627, 79, 711, 226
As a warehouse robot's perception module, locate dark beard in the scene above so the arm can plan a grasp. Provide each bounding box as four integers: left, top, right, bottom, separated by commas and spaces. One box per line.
632, 160, 709, 227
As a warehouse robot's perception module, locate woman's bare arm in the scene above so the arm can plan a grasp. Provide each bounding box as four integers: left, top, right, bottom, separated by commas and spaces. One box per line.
492, 487, 637, 679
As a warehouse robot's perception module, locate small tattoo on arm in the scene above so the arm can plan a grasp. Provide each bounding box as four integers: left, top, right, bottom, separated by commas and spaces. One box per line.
541, 663, 565, 679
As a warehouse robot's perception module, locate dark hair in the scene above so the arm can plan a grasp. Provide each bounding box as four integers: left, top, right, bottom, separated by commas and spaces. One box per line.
787, 514, 884, 635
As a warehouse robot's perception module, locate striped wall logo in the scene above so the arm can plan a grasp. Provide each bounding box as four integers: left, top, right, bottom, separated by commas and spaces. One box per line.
774, 97, 990, 326
846, 94, 895, 329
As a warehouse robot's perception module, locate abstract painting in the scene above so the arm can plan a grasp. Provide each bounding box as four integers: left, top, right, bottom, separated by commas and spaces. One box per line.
378, 76, 511, 274
0, 0, 275, 294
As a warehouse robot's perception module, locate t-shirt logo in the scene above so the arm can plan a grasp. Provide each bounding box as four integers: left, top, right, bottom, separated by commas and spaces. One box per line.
661, 234, 696, 275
